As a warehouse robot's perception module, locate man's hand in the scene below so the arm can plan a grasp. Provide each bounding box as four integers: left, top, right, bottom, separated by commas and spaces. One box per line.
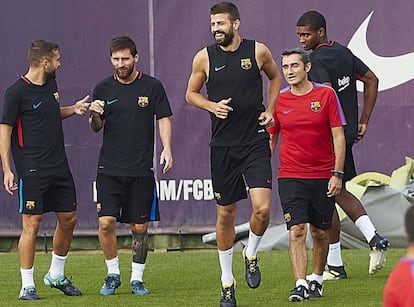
212, 98, 233, 119
89, 100, 105, 116
3, 171, 17, 195
258, 110, 274, 128
74, 95, 91, 115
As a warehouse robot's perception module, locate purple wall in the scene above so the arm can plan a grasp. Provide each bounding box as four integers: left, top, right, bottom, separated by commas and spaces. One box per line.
1, 0, 413, 233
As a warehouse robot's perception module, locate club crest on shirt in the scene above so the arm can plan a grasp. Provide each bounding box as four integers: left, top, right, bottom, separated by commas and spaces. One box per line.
240, 58, 252, 70
310, 101, 321, 112
97, 202, 102, 212
53, 91, 60, 103
137, 96, 149, 107
26, 201, 35, 210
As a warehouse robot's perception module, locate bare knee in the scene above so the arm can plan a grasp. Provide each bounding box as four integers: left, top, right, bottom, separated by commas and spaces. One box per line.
99, 217, 117, 233
56, 212, 77, 230
290, 224, 307, 242
310, 227, 327, 242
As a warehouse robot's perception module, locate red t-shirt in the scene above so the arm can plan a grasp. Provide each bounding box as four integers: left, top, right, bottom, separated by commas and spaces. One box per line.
383, 257, 414, 307
268, 83, 346, 178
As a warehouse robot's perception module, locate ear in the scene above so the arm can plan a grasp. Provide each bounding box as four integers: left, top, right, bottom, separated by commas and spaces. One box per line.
134, 54, 139, 63
233, 19, 240, 31
318, 27, 326, 39
305, 63, 311, 73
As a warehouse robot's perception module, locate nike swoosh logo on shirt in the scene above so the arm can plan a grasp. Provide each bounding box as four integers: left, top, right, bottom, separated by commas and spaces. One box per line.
283, 109, 294, 114
348, 11, 414, 92
106, 99, 118, 105
214, 65, 226, 72
32, 101, 42, 109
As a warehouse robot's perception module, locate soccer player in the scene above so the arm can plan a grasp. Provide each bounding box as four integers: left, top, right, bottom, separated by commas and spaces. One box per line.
296, 10, 389, 279
89, 36, 173, 296
268, 48, 346, 301
383, 206, 414, 306
0, 40, 90, 300
185, 2, 281, 306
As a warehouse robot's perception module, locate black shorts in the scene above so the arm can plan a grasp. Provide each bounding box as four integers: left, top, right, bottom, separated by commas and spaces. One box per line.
278, 178, 335, 230
18, 170, 77, 214
344, 142, 356, 182
210, 141, 272, 206
96, 174, 160, 224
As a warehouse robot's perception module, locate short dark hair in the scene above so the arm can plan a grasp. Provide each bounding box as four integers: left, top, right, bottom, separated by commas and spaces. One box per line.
110, 36, 137, 56
28, 40, 59, 64
296, 10, 326, 32
210, 2, 240, 21
405, 206, 414, 243
281, 48, 310, 65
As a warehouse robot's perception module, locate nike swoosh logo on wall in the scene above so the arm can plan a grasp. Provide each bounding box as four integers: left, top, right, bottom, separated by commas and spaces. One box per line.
348, 11, 414, 92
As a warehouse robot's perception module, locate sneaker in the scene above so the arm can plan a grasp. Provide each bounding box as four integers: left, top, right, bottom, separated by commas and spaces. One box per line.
322, 265, 348, 280
44, 272, 82, 296
369, 233, 390, 274
131, 280, 150, 295
19, 286, 40, 300
220, 283, 236, 307
100, 273, 121, 296
288, 285, 309, 302
308, 280, 323, 298
242, 246, 261, 288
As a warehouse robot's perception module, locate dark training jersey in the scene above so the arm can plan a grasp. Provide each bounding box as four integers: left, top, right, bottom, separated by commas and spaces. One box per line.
309, 41, 369, 142
93, 72, 172, 177
206, 39, 268, 147
0, 76, 69, 178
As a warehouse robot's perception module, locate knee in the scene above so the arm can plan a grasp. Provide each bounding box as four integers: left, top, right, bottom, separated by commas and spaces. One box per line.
99, 217, 116, 232
311, 228, 327, 241
253, 205, 270, 222
58, 213, 77, 230
289, 224, 307, 242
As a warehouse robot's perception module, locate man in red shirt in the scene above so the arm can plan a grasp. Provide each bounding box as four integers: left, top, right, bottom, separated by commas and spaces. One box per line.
383, 206, 414, 306
268, 48, 346, 302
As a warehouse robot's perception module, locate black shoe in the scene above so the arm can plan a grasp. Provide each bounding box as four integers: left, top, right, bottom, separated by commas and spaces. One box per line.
308, 280, 323, 298
323, 265, 348, 280
242, 247, 261, 288
288, 285, 309, 302
220, 283, 236, 307
19, 286, 40, 300
44, 272, 82, 296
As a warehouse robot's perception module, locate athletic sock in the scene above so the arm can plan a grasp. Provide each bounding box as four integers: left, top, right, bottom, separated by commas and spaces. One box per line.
327, 241, 344, 267
296, 278, 308, 289
49, 252, 67, 279
309, 273, 323, 285
355, 215, 376, 243
218, 247, 234, 286
245, 229, 262, 258
131, 262, 145, 282
106, 256, 120, 275
21, 267, 35, 289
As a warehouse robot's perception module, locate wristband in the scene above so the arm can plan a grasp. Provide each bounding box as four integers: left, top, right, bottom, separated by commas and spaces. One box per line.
331, 170, 344, 180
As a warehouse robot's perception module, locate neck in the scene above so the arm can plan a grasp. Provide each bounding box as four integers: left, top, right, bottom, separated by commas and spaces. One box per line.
25, 68, 47, 85
116, 70, 138, 84
405, 245, 414, 260
290, 80, 313, 96
219, 35, 242, 52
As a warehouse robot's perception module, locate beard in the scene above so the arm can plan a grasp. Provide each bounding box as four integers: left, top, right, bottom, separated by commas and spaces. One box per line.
214, 30, 234, 47
46, 69, 57, 79
116, 65, 134, 80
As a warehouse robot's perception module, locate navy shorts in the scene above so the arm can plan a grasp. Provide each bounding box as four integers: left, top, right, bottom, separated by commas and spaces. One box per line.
278, 178, 335, 230
344, 142, 356, 182
210, 141, 272, 206
18, 170, 77, 214
96, 173, 160, 224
